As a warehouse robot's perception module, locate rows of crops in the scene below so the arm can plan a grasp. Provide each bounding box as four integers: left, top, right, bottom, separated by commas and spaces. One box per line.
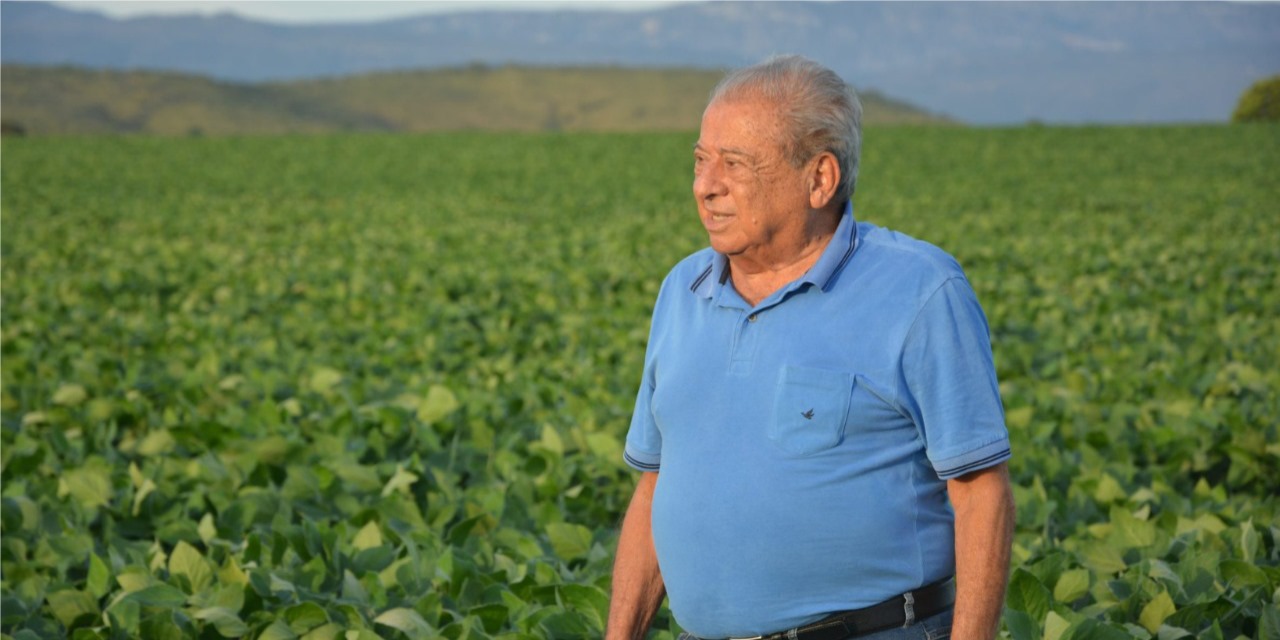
2, 125, 1278, 639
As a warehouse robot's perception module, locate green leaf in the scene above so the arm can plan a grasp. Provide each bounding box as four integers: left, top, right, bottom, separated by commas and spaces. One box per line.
2, 495, 40, 531
538, 424, 564, 456
546, 522, 593, 560
169, 540, 213, 593
1220, 559, 1269, 588
46, 589, 99, 628
1006, 568, 1051, 621
1259, 606, 1280, 640
1146, 559, 1181, 589
105, 597, 140, 636
1197, 620, 1225, 640
468, 604, 508, 634
585, 431, 621, 459
417, 385, 459, 424
253, 435, 291, 465
198, 513, 218, 544
141, 614, 186, 640
340, 570, 369, 604
268, 573, 299, 599
380, 465, 418, 498
258, 619, 299, 640
1140, 591, 1176, 634
342, 630, 385, 640
559, 584, 609, 631
1079, 541, 1128, 575
352, 521, 383, 550
1155, 625, 1193, 640
1005, 405, 1033, 429
1241, 519, 1259, 563
1093, 473, 1127, 503
58, 459, 113, 509
1111, 505, 1156, 548
218, 557, 249, 587
446, 514, 487, 545
351, 545, 395, 575
203, 584, 246, 612
300, 623, 344, 640
537, 611, 592, 637
373, 607, 432, 639
1044, 611, 1071, 640
332, 461, 382, 492
116, 568, 153, 593
87, 553, 112, 599
1054, 569, 1090, 603
137, 429, 176, 456
193, 607, 250, 638
131, 477, 157, 516
285, 602, 329, 635
121, 583, 188, 608
309, 367, 344, 394
1062, 618, 1132, 640
53, 383, 88, 406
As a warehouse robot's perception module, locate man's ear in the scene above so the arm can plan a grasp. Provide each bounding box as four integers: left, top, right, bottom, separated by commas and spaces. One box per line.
807, 152, 841, 210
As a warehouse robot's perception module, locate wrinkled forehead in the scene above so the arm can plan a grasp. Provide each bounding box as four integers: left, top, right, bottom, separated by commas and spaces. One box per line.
698, 97, 790, 151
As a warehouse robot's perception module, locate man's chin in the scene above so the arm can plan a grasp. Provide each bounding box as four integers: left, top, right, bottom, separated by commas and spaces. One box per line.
706, 236, 740, 256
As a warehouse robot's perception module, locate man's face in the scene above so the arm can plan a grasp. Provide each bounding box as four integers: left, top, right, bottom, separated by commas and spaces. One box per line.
693, 98, 812, 262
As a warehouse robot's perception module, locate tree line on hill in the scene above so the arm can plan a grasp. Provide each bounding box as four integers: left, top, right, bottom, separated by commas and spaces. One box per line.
0, 64, 950, 137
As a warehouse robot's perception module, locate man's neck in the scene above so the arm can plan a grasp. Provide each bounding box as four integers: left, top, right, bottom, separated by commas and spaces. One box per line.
727, 210, 841, 307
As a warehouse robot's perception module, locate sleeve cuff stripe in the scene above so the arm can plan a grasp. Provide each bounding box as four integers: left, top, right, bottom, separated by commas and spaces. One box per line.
624, 451, 660, 471
936, 448, 1011, 479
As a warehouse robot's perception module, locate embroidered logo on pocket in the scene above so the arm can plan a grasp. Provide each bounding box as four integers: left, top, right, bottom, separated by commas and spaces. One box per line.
769, 366, 853, 456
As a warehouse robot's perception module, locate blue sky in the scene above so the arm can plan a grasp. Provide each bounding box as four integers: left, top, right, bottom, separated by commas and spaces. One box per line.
54, 1, 679, 24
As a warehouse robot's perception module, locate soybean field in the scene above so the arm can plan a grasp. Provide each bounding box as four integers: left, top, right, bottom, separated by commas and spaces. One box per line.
2, 125, 1278, 639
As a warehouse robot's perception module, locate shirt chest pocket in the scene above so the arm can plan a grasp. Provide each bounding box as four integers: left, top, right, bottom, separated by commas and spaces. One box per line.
769, 365, 854, 456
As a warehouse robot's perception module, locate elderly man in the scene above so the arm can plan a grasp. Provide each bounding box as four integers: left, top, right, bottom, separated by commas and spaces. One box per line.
606, 56, 1015, 640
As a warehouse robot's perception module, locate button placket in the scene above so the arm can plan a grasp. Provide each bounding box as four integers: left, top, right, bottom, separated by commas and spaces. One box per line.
728, 310, 760, 376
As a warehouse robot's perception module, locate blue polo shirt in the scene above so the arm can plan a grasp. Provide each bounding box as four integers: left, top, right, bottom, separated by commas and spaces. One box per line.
623, 204, 1010, 638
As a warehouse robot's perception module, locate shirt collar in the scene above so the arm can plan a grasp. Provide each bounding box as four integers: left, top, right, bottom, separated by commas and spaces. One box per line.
689, 201, 859, 300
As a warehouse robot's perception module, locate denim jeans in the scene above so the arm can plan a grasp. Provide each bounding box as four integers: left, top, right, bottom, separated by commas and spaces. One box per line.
676, 607, 952, 640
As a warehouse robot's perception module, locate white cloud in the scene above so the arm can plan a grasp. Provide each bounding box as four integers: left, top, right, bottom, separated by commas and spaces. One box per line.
54, 0, 683, 24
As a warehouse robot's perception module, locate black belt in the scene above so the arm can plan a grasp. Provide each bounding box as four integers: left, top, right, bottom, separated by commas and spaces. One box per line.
722, 578, 956, 640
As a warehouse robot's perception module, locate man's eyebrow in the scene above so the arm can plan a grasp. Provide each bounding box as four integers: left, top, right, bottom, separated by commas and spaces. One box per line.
691, 142, 757, 160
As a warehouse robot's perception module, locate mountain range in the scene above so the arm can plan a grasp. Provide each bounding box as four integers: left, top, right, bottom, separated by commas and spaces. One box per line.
4, 1, 1279, 124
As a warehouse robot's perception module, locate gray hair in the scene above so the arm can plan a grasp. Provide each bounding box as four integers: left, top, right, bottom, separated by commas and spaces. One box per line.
709, 55, 863, 203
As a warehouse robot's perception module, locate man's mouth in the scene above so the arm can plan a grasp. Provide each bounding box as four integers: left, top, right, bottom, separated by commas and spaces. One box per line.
703, 212, 733, 231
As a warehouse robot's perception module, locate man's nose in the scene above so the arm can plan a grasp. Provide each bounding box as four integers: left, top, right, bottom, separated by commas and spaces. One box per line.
693, 163, 727, 201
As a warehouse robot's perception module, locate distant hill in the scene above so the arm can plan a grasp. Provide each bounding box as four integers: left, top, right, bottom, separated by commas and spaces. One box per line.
3, 1, 1279, 124
0, 64, 949, 136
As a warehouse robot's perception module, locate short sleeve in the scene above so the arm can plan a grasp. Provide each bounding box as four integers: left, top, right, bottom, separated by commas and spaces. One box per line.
900, 277, 1011, 480
624, 370, 662, 471
623, 275, 676, 473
